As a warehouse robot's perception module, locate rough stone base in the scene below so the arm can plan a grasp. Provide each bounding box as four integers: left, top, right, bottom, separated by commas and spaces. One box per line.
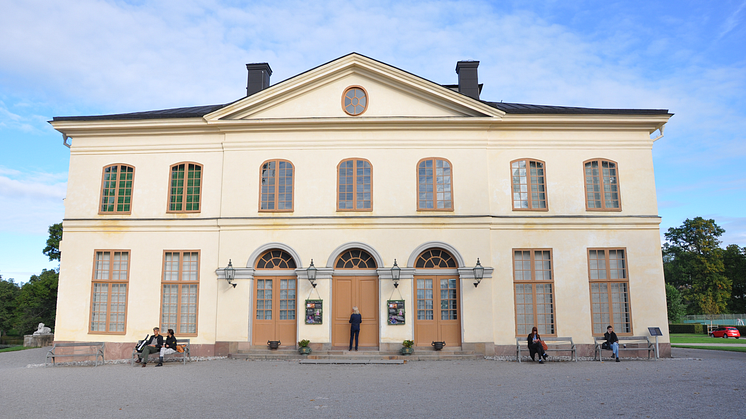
24, 334, 54, 347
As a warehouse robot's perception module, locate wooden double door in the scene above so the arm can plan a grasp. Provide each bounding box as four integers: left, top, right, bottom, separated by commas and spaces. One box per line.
414, 275, 461, 346
332, 276, 379, 348
252, 276, 297, 346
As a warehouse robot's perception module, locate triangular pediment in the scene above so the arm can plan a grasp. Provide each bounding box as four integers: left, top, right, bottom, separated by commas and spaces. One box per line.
205, 53, 503, 122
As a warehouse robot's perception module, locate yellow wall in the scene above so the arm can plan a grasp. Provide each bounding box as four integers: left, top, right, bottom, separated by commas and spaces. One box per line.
53, 58, 671, 351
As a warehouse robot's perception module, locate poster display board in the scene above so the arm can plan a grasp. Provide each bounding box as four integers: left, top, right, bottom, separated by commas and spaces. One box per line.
387, 300, 405, 325
305, 300, 323, 324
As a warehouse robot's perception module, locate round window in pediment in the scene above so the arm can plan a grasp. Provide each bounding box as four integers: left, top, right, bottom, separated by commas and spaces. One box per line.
342, 86, 368, 116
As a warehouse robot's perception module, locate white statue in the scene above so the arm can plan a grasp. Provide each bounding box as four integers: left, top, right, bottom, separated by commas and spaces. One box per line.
33, 323, 52, 335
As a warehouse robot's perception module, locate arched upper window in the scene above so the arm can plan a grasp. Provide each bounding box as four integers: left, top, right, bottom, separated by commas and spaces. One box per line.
338, 159, 372, 211
168, 163, 202, 213
415, 248, 457, 268
255, 250, 297, 269
100, 164, 134, 214
417, 158, 453, 211
583, 159, 621, 211
260, 160, 294, 212
511, 159, 547, 210
335, 249, 377, 269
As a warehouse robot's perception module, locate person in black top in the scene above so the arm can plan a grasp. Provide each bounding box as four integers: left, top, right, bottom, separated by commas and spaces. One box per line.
137, 327, 163, 367
527, 326, 547, 363
604, 325, 620, 362
156, 328, 178, 367
349, 306, 362, 351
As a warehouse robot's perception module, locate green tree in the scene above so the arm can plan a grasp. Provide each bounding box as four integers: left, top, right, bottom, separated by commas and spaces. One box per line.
43, 222, 62, 261
13, 269, 58, 335
665, 283, 685, 323
663, 217, 731, 315
723, 244, 746, 314
0, 275, 21, 335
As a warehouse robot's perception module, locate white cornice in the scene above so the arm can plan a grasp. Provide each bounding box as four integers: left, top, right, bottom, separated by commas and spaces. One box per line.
62, 215, 662, 232
52, 114, 669, 140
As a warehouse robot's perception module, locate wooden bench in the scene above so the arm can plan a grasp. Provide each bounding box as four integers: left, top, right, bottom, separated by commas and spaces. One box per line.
131, 338, 191, 366
516, 337, 576, 362
594, 335, 655, 361
46, 342, 105, 367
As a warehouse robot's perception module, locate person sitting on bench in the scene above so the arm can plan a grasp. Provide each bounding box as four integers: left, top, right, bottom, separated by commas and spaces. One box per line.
156, 329, 178, 367
604, 325, 620, 362
136, 327, 163, 367
527, 326, 547, 363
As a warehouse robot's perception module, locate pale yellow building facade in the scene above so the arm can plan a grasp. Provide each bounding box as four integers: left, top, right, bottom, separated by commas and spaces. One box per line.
51, 53, 672, 359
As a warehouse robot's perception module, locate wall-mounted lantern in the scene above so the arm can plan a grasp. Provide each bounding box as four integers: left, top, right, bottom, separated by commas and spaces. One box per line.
391, 259, 401, 288
473, 258, 484, 288
225, 259, 236, 288
307, 259, 317, 288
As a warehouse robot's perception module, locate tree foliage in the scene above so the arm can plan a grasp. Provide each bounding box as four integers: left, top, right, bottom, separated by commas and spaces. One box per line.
723, 244, 746, 314
0, 275, 21, 335
43, 222, 62, 262
13, 269, 58, 335
663, 217, 731, 315
0, 223, 62, 336
665, 283, 685, 323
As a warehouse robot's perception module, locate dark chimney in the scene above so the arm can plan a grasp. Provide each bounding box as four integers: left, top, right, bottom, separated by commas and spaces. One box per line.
455, 61, 480, 100
246, 63, 272, 96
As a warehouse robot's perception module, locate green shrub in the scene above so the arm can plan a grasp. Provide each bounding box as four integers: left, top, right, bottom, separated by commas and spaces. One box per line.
668, 324, 707, 334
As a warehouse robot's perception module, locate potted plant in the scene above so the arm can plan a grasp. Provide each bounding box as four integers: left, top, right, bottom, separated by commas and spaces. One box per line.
298, 339, 312, 355
401, 339, 414, 355
432, 341, 446, 351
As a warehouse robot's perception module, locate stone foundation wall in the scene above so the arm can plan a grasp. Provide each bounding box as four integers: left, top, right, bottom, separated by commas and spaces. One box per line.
24, 334, 54, 347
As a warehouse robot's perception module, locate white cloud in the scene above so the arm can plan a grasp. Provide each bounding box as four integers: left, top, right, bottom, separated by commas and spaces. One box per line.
0, 167, 66, 235
0, 0, 744, 254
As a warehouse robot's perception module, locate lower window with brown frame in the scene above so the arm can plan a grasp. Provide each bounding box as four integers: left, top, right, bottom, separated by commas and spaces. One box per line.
90, 250, 129, 333
513, 249, 555, 336
588, 248, 631, 335
160, 251, 199, 336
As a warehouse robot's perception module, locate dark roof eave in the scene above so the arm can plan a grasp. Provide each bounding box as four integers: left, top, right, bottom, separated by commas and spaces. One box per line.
483, 101, 671, 116
51, 104, 226, 122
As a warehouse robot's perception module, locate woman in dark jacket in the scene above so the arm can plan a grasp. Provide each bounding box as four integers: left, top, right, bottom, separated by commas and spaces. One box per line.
156, 328, 178, 367
349, 306, 362, 351
527, 326, 547, 363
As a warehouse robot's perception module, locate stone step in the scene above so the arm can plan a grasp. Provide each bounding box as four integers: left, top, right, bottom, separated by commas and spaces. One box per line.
229, 349, 484, 362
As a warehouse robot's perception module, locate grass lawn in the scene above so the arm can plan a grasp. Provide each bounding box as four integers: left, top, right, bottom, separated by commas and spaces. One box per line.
669, 333, 743, 344
0, 345, 33, 353
671, 345, 746, 353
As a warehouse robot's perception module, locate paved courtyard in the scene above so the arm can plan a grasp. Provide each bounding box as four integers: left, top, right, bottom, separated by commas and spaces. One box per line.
1, 348, 744, 418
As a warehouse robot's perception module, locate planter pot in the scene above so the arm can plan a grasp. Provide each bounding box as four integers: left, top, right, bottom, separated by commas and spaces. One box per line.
298, 346, 312, 355
267, 340, 281, 350
400, 347, 414, 355
432, 341, 446, 351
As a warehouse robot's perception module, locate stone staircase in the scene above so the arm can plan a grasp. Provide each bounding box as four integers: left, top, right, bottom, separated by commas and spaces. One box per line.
229, 347, 485, 362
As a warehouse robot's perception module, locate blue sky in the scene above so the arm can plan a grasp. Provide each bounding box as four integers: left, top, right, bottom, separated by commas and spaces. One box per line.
1, 0, 745, 282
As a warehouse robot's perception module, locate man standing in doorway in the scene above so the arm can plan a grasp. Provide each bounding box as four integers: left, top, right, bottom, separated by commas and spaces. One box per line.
349, 307, 362, 351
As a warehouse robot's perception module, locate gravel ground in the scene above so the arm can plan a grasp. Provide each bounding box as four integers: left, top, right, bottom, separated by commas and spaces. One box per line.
1, 348, 744, 418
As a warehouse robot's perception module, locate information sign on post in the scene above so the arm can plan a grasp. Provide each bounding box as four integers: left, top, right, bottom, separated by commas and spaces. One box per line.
648, 327, 663, 359
387, 300, 405, 325
305, 300, 323, 324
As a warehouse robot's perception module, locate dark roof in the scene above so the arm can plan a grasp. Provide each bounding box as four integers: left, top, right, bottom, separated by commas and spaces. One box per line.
483, 101, 671, 115
52, 99, 670, 122
52, 104, 226, 122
